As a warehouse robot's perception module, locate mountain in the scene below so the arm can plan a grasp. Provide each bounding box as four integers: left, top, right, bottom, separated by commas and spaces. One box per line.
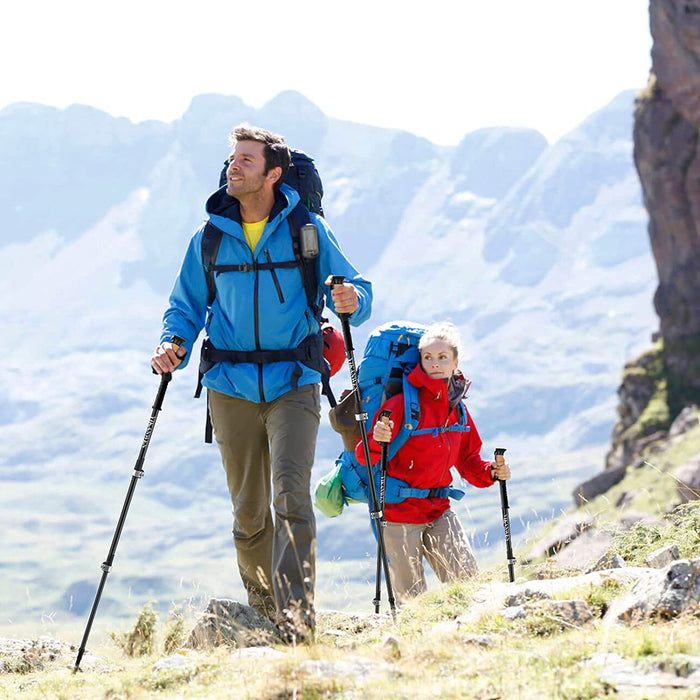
0, 88, 657, 634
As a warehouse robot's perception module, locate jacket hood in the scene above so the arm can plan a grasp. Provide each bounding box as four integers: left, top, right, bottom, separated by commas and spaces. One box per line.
204, 183, 300, 233
407, 364, 469, 405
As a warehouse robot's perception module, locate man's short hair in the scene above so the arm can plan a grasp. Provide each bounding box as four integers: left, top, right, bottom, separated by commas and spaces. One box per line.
229, 124, 291, 189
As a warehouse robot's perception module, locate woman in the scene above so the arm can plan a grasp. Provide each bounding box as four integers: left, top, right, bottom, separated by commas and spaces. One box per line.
356, 322, 512, 604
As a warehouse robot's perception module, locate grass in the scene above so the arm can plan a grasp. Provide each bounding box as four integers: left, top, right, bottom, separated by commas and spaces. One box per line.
2, 555, 698, 699
3, 409, 699, 698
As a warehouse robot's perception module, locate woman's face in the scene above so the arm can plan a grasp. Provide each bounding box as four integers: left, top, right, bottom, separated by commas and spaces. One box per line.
420, 339, 458, 380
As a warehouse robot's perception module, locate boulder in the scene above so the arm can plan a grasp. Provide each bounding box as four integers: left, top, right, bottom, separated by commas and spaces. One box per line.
676, 454, 700, 503
527, 513, 595, 560
669, 405, 700, 437
603, 558, 700, 625
586, 550, 627, 573
646, 544, 680, 568
186, 598, 279, 649
573, 467, 626, 506
553, 529, 615, 570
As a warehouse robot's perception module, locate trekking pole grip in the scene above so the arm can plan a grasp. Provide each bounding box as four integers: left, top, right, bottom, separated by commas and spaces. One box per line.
152, 335, 186, 380
330, 275, 354, 353
329, 275, 347, 317
378, 410, 392, 494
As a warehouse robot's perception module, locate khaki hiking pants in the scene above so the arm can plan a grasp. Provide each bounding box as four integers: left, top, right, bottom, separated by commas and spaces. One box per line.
208, 384, 320, 620
383, 508, 478, 605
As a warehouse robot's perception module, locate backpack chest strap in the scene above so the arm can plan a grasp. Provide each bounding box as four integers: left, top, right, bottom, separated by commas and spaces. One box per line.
411, 424, 471, 438
208, 259, 300, 274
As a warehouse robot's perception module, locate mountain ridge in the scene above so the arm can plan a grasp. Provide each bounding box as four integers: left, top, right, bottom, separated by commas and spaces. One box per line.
0, 87, 657, 628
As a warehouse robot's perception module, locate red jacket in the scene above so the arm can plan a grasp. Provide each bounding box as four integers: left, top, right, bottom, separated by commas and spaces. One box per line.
356, 364, 495, 524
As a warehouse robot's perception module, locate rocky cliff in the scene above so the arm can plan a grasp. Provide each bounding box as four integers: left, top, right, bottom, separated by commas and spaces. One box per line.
605, 0, 700, 472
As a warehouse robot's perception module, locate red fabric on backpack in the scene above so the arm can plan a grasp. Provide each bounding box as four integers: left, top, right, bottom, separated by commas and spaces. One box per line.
322, 323, 345, 376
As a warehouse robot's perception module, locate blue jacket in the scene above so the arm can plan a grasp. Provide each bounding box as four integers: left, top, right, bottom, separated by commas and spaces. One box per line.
160, 183, 372, 403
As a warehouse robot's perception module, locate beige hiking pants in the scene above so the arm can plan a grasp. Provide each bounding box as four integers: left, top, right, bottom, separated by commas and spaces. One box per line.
208, 384, 320, 620
383, 508, 478, 605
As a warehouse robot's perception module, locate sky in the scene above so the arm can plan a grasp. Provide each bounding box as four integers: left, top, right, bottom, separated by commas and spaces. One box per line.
1, 0, 652, 146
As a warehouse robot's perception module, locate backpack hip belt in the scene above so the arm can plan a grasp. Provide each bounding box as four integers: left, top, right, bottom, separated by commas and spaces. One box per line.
196, 333, 324, 397
395, 484, 465, 501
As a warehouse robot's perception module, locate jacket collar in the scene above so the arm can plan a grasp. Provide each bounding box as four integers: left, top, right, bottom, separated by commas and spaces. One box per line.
407, 364, 469, 408
204, 183, 300, 232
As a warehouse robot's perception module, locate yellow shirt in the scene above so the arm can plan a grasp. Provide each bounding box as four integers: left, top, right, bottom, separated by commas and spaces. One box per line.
242, 217, 268, 252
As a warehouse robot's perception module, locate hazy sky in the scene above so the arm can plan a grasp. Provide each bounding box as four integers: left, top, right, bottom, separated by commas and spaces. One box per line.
1, 0, 652, 145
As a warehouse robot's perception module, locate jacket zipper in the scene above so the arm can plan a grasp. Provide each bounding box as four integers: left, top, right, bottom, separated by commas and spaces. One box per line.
253, 268, 265, 402
265, 250, 285, 304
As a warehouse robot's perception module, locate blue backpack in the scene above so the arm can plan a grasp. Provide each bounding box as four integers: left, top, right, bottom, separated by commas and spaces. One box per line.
315, 321, 470, 517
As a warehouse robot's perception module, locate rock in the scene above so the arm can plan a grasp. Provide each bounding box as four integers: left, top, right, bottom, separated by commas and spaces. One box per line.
298, 657, 388, 679
619, 510, 662, 529
598, 655, 700, 693
676, 453, 700, 503
501, 599, 593, 627
573, 467, 626, 506
603, 557, 700, 625
502, 605, 526, 620
646, 544, 680, 568
586, 550, 627, 573
553, 529, 615, 570
383, 635, 401, 660
669, 405, 700, 436
504, 589, 551, 607
605, 344, 670, 472
634, 0, 700, 411
186, 598, 279, 649
527, 513, 595, 559
539, 600, 593, 627
614, 490, 637, 508
0, 637, 72, 674
460, 568, 656, 624
153, 653, 195, 671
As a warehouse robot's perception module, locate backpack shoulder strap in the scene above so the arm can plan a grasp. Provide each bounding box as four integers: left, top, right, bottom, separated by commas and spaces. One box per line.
287, 202, 321, 316
387, 378, 421, 461
201, 222, 224, 307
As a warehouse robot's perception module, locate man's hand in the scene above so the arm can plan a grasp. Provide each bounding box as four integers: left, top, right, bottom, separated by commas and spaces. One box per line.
326, 275, 359, 315
151, 341, 187, 374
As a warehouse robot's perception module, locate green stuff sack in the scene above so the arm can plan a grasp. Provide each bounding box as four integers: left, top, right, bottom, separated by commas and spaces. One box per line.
313, 461, 345, 518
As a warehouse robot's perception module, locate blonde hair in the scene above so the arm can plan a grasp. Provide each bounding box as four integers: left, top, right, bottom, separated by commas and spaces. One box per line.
418, 322, 461, 361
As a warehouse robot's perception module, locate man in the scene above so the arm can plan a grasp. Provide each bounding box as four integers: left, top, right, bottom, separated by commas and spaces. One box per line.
152, 125, 372, 637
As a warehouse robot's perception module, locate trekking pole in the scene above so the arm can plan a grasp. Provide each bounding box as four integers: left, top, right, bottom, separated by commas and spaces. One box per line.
494, 447, 515, 582
330, 276, 396, 616
374, 409, 392, 612
73, 335, 185, 673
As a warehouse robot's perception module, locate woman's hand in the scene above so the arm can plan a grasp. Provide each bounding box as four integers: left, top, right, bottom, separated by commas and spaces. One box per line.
372, 419, 394, 443
490, 460, 512, 481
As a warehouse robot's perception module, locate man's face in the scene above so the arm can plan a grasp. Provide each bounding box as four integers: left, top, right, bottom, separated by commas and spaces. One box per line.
225, 140, 269, 198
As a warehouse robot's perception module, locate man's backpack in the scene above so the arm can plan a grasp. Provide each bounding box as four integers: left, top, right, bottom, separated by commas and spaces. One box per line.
315, 321, 470, 517
195, 149, 336, 442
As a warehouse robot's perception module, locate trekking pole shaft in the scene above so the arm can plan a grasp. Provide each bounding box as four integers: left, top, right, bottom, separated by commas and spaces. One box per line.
499, 481, 515, 582
494, 448, 515, 583
331, 276, 396, 614
376, 410, 392, 613
73, 370, 173, 672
